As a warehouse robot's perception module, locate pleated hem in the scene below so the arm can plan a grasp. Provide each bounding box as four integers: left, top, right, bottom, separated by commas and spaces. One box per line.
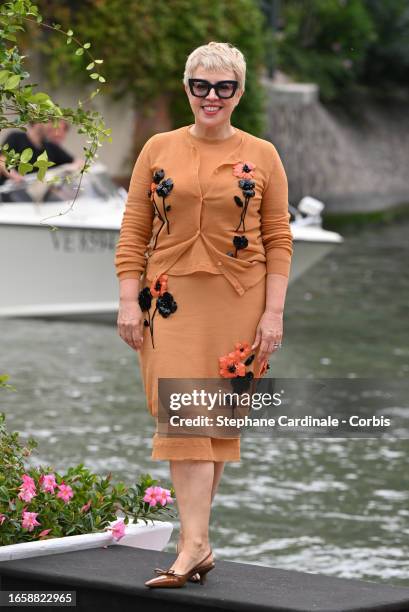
151, 453, 241, 462
151, 434, 241, 462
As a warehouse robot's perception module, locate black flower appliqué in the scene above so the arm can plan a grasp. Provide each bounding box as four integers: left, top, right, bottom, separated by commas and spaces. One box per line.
235, 178, 256, 232
138, 274, 177, 348
138, 287, 152, 312
233, 235, 248, 256
148, 169, 174, 250
228, 162, 256, 259
157, 292, 177, 318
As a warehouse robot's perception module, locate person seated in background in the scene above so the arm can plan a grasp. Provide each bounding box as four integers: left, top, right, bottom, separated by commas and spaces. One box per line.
0, 120, 84, 186
43, 119, 84, 171
0, 122, 46, 186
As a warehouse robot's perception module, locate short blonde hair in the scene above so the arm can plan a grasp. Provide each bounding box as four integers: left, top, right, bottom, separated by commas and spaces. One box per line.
183, 41, 246, 92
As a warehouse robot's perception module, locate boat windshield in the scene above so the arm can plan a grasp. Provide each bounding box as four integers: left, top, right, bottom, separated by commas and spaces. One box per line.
0, 164, 123, 204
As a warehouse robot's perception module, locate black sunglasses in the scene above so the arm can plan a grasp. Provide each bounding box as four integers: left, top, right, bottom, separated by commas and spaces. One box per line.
188, 78, 239, 99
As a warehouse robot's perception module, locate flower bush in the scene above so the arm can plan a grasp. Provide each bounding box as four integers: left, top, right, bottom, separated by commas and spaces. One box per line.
0, 412, 176, 546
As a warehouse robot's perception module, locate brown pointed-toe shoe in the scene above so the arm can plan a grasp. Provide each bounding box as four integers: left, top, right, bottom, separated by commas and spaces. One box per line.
176, 541, 203, 583
145, 550, 215, 588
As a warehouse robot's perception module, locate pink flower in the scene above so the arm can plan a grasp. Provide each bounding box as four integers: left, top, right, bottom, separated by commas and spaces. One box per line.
18, 487, 36, 503
143, 486, 159, 507
56, 483, 74, 503
21, 511, 40, 532
143, 486, 173, 507
157, 488, 173, 506
39, 529, 52, 538
233, 161, 256, 179
0, 514, 6, 525
18, 474, 37, 502
107, 519, 126, 541
40, 473, 57, 493
21, 474, 36, 490
80, 500, 92, 513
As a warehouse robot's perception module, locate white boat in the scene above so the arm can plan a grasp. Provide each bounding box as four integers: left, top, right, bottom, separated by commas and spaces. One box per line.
0, 165, 343, 321
289, 196, 343, 283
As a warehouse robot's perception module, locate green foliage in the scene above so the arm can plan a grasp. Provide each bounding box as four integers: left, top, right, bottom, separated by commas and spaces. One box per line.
0, 410, 176, 546
276, 0, 376, 102
275, 0, 409, 103
0, 0, 110, 184
35, 0, 267, 138
361, 0, 409, 92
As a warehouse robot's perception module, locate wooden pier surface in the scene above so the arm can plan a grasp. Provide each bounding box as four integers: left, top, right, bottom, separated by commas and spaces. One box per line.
1, 545, 409, 611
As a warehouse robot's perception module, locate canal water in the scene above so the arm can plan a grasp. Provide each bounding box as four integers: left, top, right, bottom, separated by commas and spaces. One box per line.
1, 218, 408, 586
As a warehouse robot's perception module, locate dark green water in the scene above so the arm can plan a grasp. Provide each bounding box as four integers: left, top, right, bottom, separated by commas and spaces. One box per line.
1, 219, 408, 586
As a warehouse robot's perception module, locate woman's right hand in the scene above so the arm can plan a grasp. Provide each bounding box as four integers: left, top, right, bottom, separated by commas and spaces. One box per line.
117, 299, 144, 351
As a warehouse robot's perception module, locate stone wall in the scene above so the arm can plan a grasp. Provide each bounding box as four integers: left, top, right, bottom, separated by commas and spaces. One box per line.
263, 79, 409, 213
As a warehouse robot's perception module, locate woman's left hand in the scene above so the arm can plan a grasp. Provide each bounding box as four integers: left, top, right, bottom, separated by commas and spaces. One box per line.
251, 311, 283, 364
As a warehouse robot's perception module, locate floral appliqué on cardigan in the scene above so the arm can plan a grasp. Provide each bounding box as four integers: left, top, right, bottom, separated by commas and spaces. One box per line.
138, 274, 177, 349
148, 169, 174, 250
227, 162, 256, 259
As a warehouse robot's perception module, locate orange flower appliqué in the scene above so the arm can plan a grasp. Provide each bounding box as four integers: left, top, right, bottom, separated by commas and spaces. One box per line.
150, 274, 168, 297
219, 352, 246, 378
258, 359, 270, 377
233, 341, 252, 360
149, 182, 157, 201
233, 161, 256, 179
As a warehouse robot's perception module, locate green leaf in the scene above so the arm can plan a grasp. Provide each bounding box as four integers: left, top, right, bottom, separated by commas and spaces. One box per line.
94, 59, 103, 64
36, 151, 49, 163
66, 38, 72, 45
5, 74, 21, 90
67, 30, 73, 37
0, 70, 10, 84
98, 76, 106, 83
90, 73, 99, 79
75, 48, 84, 56
86, 62, 94, 70
18, 162, 33, 175
20, 148, 33, 163
33, 151, 55, 181
35, 167, 46, 181
28, 92, 50, 104
83, 42, 91, 49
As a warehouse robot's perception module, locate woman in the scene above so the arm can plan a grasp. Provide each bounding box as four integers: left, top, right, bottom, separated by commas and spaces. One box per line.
115, 42, 293, 588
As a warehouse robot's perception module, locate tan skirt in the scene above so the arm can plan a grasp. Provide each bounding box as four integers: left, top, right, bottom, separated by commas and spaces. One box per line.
137, 271, 266, 461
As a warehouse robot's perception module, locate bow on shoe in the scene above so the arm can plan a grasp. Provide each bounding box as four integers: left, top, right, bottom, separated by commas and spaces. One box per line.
154, 567, 182, 577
